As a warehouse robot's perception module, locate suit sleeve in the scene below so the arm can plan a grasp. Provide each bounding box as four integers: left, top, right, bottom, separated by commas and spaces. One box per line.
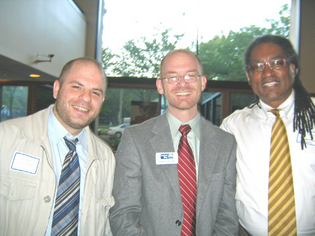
109, 128, 147, 236
214, 136, 239, 235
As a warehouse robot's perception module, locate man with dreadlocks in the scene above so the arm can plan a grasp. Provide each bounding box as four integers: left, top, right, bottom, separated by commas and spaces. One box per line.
221, 35, 315, 236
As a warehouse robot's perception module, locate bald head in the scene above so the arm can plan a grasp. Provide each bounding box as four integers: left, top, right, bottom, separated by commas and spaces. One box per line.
59, 57, 107, 96
160, 49, 203, 77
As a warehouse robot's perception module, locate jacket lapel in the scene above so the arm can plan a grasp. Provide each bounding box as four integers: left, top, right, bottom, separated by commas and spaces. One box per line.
150, 114, 182, 203
196, 118, 219, 215
149, 115, 220, 212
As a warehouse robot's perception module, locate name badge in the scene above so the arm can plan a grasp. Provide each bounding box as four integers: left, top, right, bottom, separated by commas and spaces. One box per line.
296, 131, 315, 146
156, 152, 178, 165
10, 152, 40, 175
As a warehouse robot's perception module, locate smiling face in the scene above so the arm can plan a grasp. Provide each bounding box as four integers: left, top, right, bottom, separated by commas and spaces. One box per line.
53, 60, 105, 136
246, 43, 295, 108
156, 50, 207, 121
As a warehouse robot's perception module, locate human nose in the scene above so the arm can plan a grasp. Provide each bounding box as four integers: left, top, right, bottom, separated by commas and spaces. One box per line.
177, 75, 188, 86
262, 62, 274, 75
79, 90, 92, 102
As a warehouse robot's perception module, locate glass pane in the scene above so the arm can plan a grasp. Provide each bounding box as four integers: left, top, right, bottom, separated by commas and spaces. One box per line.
103, 0, 291, 81
35, 84, 54, 112
230, 93, 256, 113
99, 87, 159, 151
200, 92, 222, 125
0, 85, 28, 122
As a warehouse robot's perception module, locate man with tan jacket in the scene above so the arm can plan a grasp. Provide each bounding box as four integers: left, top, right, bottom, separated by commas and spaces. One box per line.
0, 57, 115, 235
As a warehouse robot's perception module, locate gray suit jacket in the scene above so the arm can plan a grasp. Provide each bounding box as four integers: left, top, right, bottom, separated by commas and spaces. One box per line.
110, 112, 238, 235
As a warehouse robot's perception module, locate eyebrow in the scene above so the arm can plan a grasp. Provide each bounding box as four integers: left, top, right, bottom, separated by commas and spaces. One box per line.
70, 80, 104, 94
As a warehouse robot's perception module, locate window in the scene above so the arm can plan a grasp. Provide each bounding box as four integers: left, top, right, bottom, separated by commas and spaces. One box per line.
35, 85, 55, 112
230, 93, 256, 113
100, 0, 291, 149
103, 0, 291, 81
0, 86, 28, 122
0, 83, 54, 122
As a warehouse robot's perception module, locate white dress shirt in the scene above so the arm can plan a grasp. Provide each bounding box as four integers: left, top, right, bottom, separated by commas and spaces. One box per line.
45, 107, 88, 236
221, 91, 315, 236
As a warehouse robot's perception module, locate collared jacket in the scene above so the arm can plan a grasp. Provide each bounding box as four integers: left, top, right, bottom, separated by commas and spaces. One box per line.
110, 112, 238, 235
0, 105, 115, 236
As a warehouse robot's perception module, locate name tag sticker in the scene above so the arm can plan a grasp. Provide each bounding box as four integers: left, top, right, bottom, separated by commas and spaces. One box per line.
296, 131, 315, 146
156, 152, 178, 165
10, 152, 40, 175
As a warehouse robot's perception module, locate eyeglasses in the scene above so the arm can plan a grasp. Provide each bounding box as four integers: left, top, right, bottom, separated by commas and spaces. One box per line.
248, 58, 289, 73
160, 73, 202, 84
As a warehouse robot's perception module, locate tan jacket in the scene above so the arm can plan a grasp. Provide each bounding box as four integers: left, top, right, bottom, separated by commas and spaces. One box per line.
0, 105, 115, 236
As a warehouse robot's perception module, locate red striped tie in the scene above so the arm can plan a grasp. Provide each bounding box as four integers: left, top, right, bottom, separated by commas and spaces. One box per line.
178, 124, 197, 236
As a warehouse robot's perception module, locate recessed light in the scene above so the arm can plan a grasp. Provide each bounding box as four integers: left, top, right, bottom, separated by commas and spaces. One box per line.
30, 74, 41, 78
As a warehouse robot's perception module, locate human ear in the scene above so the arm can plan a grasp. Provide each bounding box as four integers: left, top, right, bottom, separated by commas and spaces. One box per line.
290, 63, 296, 77
53, 80, 60, 99
201, 75, 207, 91
246, 72, 252, 86
156, 79, 165, 95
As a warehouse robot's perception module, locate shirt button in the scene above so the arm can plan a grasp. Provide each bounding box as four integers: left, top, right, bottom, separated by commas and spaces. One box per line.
175, 220, 181, 226
43, 195, 51, 203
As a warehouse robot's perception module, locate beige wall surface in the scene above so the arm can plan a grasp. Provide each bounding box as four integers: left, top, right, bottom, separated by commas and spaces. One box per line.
0, 0, 87, 77
299, 0, 315, 94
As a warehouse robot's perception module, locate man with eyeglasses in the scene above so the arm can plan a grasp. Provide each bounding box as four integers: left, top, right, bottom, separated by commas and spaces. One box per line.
221, 35, 315, 235
110, 49, 239, 235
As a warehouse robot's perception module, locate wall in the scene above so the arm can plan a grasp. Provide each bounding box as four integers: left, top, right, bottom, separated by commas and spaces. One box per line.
299, 0, 315, 94
0, 0, 86, 77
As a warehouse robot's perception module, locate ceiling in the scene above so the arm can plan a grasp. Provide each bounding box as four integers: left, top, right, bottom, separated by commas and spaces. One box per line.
0, 55, 57, 82
0, 0, 99, 83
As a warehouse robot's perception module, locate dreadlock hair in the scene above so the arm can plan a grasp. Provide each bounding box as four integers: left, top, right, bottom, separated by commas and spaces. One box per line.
244, 35, 315, 150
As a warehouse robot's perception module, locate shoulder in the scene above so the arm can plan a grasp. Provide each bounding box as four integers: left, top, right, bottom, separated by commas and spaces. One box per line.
87, 131, 116, 166
126, 114, 166, 134
221, 106, 254, 125
226, 106, 253, 120
0, 116, 28, 145
220, 106, 258, 136
0, 108, 51, 149
90, 130, 113, 151
0, 116, 27, 129
0, 106, 50, 129
201, 116, 235, 142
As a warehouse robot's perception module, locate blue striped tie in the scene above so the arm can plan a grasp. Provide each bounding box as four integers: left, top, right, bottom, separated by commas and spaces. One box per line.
52, 137, 80, 236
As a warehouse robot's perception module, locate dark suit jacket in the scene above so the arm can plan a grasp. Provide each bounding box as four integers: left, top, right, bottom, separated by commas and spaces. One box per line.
110, 112, 238, 235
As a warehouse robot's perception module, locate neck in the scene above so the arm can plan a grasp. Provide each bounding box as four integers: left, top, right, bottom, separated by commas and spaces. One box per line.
168, 107, 198, 123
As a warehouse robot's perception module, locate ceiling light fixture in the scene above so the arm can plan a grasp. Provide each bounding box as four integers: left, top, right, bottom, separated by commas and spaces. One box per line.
30, 74, 41, 78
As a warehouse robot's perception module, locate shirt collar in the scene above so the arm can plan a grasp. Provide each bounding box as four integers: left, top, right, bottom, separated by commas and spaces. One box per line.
48, 106, 88, 150
259, 89, 295, 118
166, 110, 201, 139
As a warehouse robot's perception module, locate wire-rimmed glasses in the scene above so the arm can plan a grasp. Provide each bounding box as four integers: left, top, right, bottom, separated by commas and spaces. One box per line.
160, 73, 202, 84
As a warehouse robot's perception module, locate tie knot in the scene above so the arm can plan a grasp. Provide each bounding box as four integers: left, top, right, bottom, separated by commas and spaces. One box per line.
270, 109, 280, 117
64, 137, 78, 151
179, 124, 191, 136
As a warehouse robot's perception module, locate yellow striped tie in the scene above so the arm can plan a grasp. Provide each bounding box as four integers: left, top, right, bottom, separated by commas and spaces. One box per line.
268, 109, 297, 236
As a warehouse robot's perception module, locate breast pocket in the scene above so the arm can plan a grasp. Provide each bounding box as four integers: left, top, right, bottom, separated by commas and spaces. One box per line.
0, 178, 36, 201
